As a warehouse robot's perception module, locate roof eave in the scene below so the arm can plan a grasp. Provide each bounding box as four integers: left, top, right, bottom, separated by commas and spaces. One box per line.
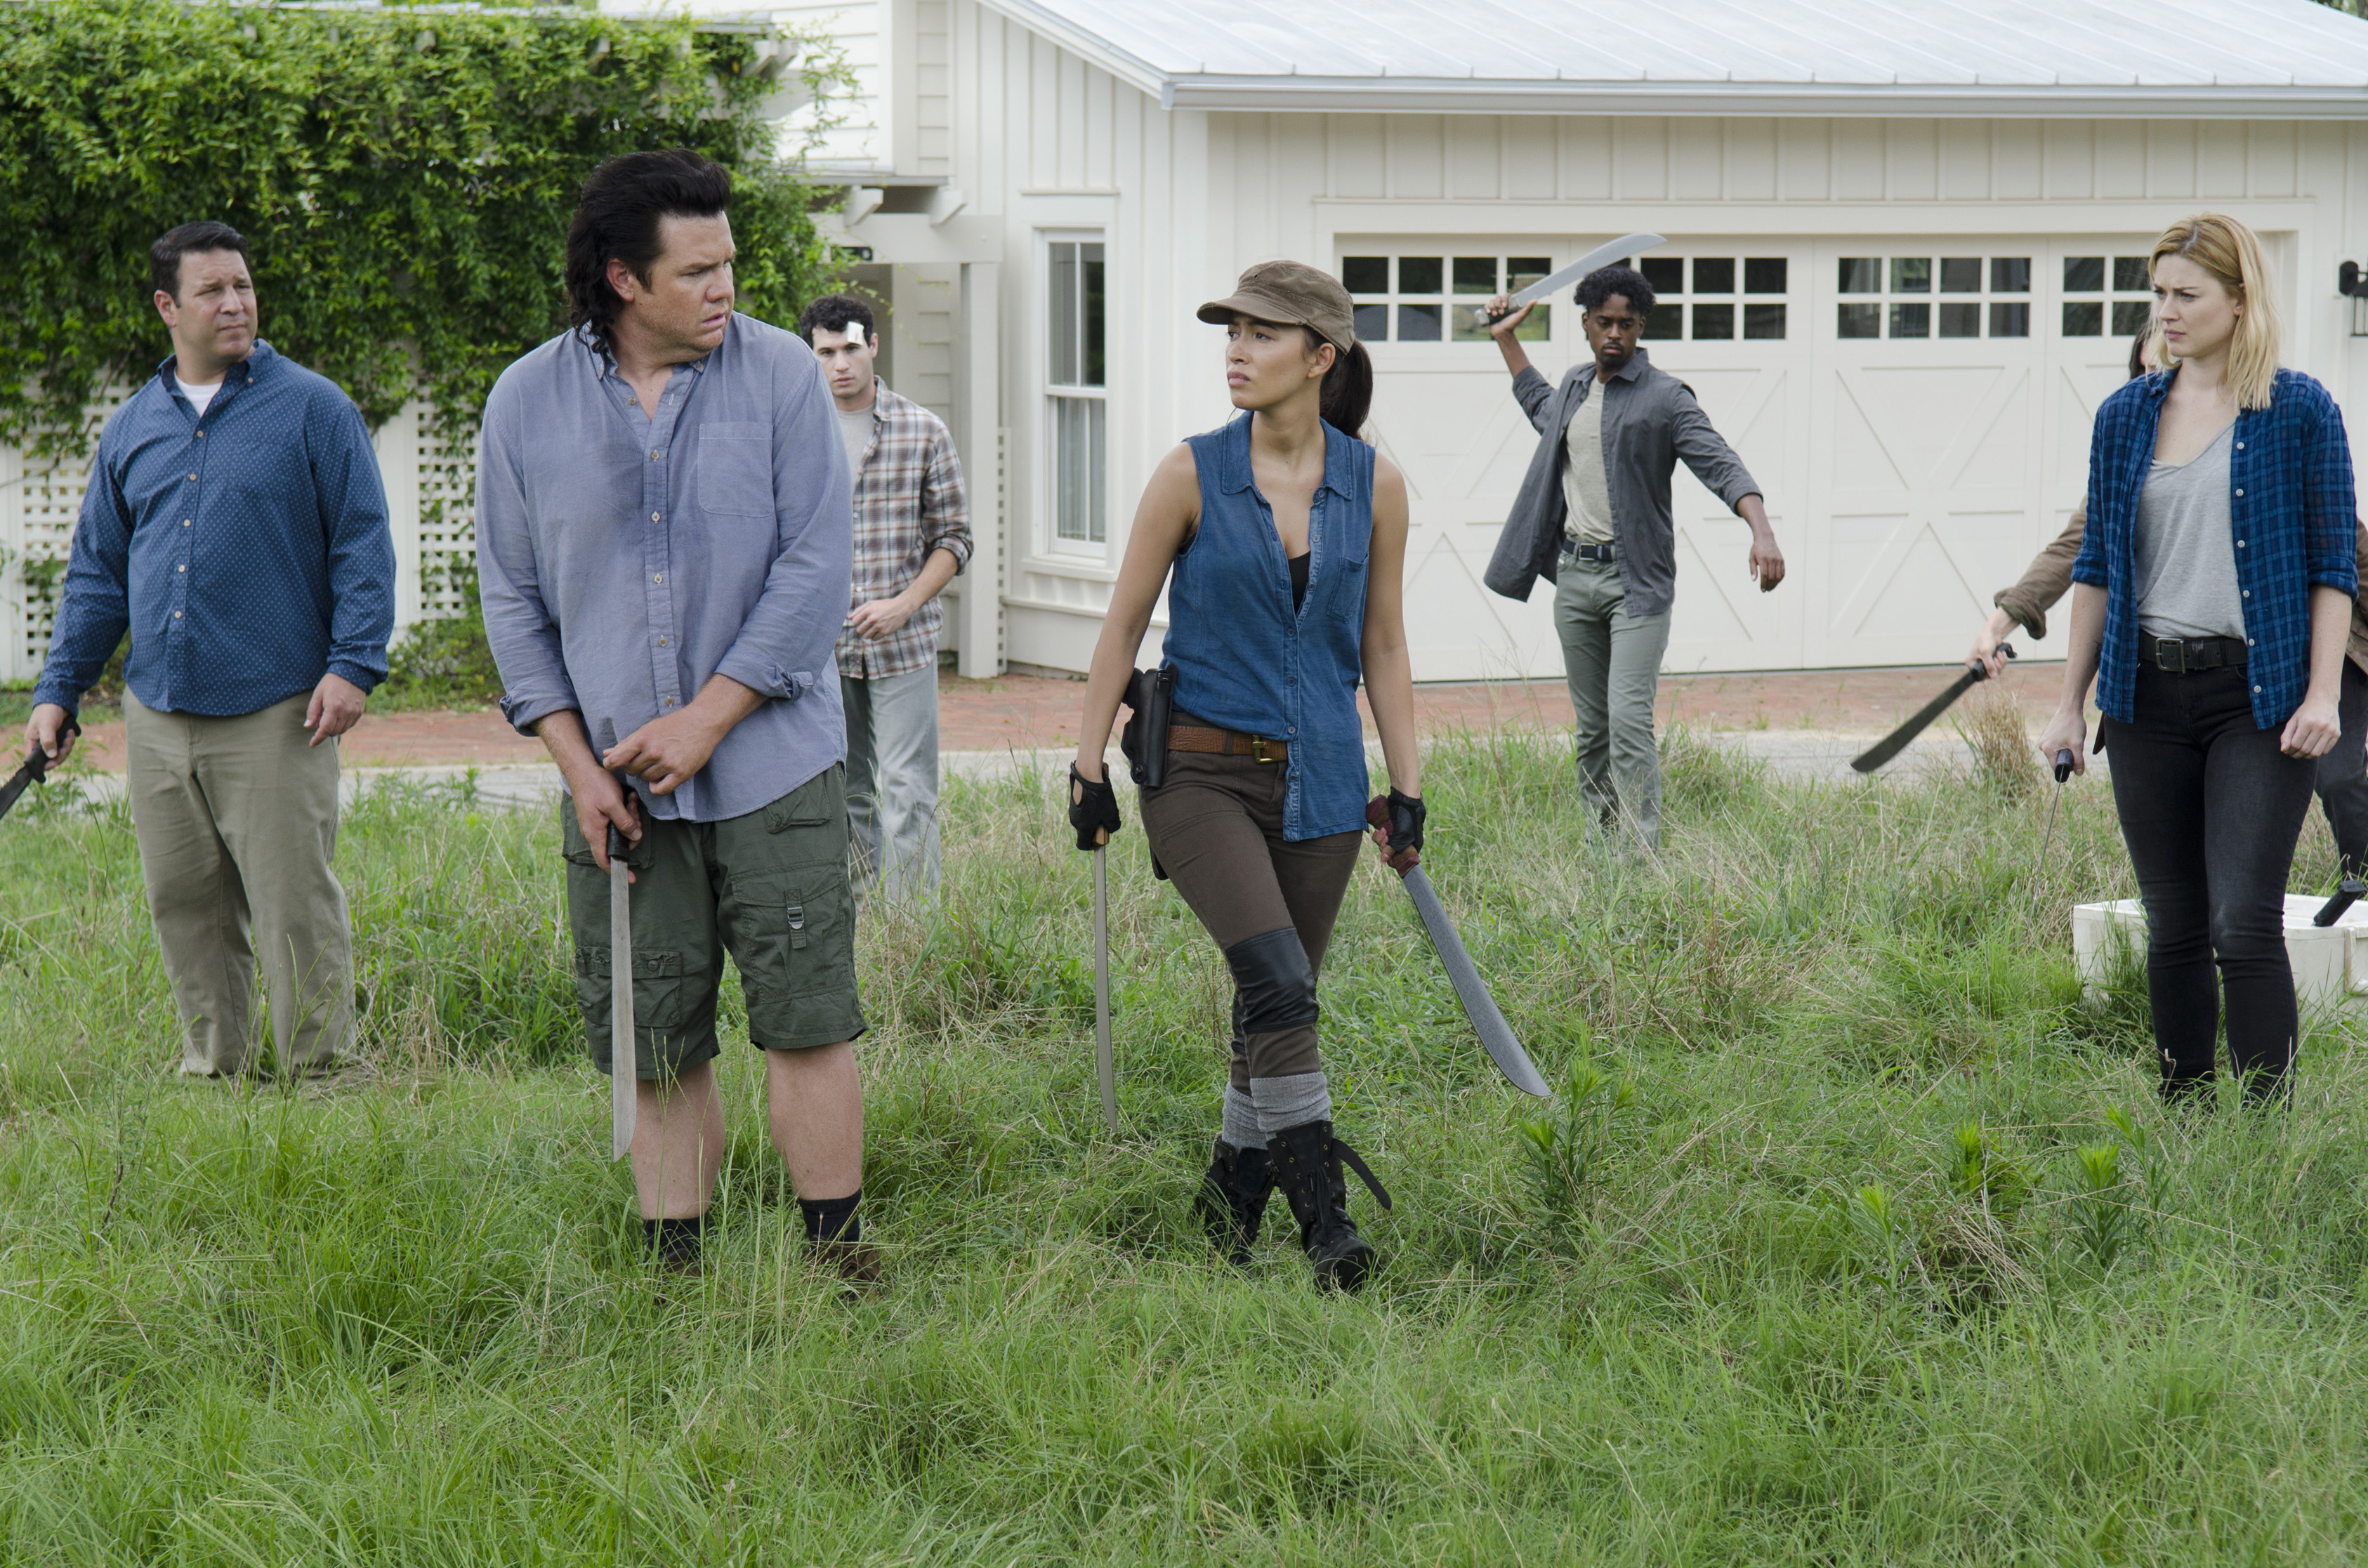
1159, 76, 2368, 119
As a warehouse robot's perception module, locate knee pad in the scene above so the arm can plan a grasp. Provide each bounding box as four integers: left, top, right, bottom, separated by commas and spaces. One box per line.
1224, 927, 1319, 1034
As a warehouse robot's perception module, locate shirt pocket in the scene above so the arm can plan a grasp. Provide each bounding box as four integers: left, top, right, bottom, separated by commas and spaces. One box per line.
697, 423, 774, 519
1327, 529, 1372, 629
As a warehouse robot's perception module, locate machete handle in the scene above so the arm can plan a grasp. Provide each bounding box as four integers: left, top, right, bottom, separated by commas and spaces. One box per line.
605, 769, 636, 866
1970, 642, 2016, 680
1364, 795, 1420, 875
2315, 877, 2366, 928
2053, 748, 2074, 785
24, 716, 80, 784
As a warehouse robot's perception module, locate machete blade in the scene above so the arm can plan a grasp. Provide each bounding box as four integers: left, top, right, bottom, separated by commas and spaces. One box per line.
1402, 867, 1553, 1097
1489, 232, 1667, 320
0, 761, 38, 825
1849, 644, 2016, 775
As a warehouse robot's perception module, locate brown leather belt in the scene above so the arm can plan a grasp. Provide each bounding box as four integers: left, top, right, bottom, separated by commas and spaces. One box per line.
1169, 724, 1288, 763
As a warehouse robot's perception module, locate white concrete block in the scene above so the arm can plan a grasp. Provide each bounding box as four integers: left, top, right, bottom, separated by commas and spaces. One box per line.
2073, 895, 2368, 1015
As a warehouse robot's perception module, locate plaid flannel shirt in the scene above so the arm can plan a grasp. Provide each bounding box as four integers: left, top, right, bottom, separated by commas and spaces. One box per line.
2073, 367, 2357, 729
835, 381, 971, 679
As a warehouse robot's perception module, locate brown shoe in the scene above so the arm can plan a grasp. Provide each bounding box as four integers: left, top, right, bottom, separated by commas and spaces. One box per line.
813, 1239, 885, 1289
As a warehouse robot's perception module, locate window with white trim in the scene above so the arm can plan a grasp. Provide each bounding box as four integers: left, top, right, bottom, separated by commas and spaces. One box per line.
1046, 237, 1106, 545
1838, 256, 2032, 340
1636, 256, 1789, 341
2062, 255, 2155, 338
1341, 254, 1553, 343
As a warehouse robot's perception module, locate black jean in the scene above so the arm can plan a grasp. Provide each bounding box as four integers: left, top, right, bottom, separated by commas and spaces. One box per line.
2314, 659, 2368, 875
2103, 663, 2314, 1100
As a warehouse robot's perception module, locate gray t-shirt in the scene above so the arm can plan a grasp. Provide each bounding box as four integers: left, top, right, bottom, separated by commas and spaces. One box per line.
838, 405, 874, 472
1559, 383, 1615, 545
2134, 420, 2245, 642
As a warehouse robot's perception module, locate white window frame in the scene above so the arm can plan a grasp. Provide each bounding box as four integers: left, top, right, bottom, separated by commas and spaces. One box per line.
1040, 228, 1107, 555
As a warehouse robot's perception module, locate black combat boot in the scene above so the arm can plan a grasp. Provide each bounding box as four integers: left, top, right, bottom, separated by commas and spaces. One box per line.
1266, 1120, 1392, 1292
1193, 1138, 1275, 1267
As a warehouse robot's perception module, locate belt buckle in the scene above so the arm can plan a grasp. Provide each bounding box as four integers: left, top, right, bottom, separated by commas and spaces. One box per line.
2155, 638, 2187, 674
1250, 737, 1277, 764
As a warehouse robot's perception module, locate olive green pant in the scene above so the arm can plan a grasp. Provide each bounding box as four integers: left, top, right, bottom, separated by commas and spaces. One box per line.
124, 690, 353, 1077
563, 765, 865, 1079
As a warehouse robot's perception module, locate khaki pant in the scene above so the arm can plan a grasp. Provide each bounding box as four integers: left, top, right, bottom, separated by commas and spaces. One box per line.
1553, 552, 1673, 849
841, 666, 941, 902
124, 691, 353, 1076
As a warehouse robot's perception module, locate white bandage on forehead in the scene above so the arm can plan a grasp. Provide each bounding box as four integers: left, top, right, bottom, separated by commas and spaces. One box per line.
845, 321, 865, 347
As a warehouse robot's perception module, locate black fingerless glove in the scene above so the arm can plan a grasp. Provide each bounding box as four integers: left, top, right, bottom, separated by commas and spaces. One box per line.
1386, 789, 1426, 856
1069, 763, 1121, 851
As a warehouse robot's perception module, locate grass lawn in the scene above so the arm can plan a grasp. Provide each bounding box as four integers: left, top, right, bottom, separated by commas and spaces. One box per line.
3, 725, 2366, 1563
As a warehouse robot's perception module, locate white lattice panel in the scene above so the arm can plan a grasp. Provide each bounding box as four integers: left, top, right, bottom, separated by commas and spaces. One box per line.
1, 390, 475, 685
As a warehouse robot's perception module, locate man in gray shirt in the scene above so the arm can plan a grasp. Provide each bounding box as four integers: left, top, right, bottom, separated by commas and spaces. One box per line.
476, 150, 871, 1278
1484, 266, 1784, 848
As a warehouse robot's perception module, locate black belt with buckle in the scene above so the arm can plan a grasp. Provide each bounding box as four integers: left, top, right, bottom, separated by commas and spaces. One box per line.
1565, 541, 1617, 562
2140, 633, 2247, 673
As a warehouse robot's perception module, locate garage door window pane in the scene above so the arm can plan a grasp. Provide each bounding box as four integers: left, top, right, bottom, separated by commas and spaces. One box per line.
1397, 303, 1441, 341
1990, 302, 2030, 338
1991, 258, 2031, 294
1342, 256, 1389, 294
1397, 256, 1443, 295
1692, 303, 1734, 339
1453, 257, 1497, 294
1744, 303, 1787, 339
2061, 301, 2104, 336
1888, 303, 1930, 338
1640, 256, 1684, 297
1891, 258, 1931, 295
2063, 256, 2105, 293
1839, 302, 1881, 338
1744, 258, 1788, 294
1643, 305, 1682, 340
1353, 303, 1388, 341
1939, 302, 1982, 338
1939, 258, 1982, 293
2113, 256, 2151, 292
1507, 258, 1551, 291
1839, 258, 1881, 294
2112, 301, 2153, 337
1692, 257, 1735, 294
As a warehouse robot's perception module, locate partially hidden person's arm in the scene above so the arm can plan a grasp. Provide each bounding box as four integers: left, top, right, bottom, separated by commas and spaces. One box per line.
1073, 443, 1201, 784
1669, 386, 1781, 591
1975, 503, 2085, 675
1362, 455, 1420, 803
25, 429, 136, 766
306, 392, 397, 744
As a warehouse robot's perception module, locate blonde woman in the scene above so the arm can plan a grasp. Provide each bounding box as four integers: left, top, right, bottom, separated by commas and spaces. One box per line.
2039, 215, 2359, 1105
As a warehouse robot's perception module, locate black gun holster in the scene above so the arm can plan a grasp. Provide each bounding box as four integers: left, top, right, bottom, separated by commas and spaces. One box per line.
1119, 666, 1177, 789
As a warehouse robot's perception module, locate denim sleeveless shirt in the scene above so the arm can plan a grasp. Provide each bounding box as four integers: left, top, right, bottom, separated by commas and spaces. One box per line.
1163, 414, 1374, 840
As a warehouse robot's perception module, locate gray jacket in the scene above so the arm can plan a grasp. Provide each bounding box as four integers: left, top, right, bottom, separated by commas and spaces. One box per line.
1482, 347, 1761, 619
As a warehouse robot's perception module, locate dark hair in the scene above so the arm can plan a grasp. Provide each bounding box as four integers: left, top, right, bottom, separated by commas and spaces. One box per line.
565, 149, 732, 360
797, 294, 877, 345
1317, 337, 1374, 440
150, 221, 248, 299
1574, 264, 1655, 317
2126, 329, 2150, 381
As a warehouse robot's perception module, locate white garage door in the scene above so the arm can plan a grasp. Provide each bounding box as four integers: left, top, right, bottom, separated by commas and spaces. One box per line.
1343, 235, 2157, 679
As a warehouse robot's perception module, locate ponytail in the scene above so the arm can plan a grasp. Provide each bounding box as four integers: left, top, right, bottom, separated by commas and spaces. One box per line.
1320, 340, 1374, 440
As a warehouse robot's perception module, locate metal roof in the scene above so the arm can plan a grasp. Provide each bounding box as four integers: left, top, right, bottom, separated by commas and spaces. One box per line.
980, 0, 2368, 117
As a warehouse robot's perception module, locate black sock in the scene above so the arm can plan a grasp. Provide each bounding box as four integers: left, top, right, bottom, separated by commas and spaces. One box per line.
798, 1190, 862, 1246
643, 1215, 706, 1265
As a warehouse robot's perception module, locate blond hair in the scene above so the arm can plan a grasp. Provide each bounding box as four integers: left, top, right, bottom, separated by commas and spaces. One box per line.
2145, 213, 2281, 410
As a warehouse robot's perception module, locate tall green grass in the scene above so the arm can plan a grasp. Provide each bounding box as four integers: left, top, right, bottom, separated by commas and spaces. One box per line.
2, 732, 2365, 1563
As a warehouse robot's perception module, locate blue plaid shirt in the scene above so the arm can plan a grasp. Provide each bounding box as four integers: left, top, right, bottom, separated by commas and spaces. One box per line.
33, 341, 395, 718
2072, 367, 2357, 729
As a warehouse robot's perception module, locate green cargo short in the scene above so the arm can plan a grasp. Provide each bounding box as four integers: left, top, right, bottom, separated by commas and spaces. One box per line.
562, 765, 867, 1080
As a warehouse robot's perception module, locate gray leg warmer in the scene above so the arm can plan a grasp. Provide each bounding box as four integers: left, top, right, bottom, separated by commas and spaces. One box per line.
1221, 1084, 1265, 1151
1251, 1070, 1333, 1134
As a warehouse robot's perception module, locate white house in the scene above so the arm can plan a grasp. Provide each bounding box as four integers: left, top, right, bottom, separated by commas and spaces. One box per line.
777, 0, 2368, 682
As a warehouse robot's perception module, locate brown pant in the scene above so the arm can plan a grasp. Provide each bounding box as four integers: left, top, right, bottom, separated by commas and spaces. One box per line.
124, 690, 353, 1076
1138, 737, 1361, 1090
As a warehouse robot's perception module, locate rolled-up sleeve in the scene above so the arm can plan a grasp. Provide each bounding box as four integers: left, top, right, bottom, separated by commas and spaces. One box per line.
474, 388, 580, 734
713, 355, 854, 704
315, 394, 397, 692
920, 423, 972, 574
1994, 505, 2085, 640
2303, 390, 2359, 596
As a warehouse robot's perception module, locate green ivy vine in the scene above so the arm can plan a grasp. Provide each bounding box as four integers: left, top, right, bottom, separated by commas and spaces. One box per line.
0, 0, 853, 459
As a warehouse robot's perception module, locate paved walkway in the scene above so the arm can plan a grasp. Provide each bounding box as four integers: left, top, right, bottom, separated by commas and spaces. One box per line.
59, 660, 2070, 772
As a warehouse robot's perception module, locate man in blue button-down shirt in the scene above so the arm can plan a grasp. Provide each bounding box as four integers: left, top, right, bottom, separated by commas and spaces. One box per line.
27, 220, 395, 1080
477, 150, 869, 1276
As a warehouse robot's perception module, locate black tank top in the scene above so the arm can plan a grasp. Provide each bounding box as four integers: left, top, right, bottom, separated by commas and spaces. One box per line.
1289, 550, 1310, 611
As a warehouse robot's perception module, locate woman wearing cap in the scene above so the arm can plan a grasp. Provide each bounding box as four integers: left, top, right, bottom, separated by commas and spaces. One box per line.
1065, 260, 1418, 1292
2037, 213, 2357, 1106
